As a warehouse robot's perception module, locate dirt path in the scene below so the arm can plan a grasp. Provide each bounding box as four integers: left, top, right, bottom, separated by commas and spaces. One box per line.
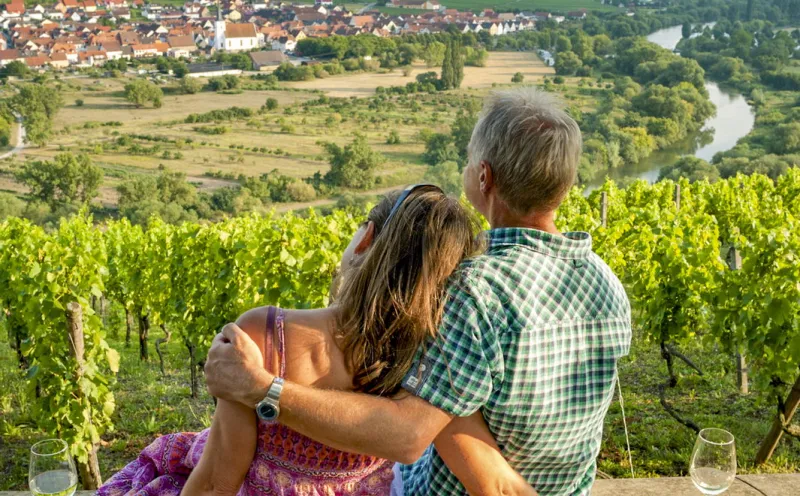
0, 114, 25, 160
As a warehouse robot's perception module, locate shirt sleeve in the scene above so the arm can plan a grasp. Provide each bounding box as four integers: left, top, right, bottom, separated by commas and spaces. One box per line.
401, 272, 500, 417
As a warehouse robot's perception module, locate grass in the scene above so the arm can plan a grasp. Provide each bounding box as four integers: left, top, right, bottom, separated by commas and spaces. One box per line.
9, 52, 552, 210
601, 329, 800, 478
375, 6, 429, 15
441, 0, 619, 13
284, 52, 553, 96
2, 303, 798, 491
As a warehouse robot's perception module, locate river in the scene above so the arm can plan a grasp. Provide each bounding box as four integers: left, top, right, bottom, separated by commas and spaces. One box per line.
587, 24, 755, 188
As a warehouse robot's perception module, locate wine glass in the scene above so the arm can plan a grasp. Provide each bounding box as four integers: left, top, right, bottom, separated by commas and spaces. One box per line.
689, 428, 736, 495
29, 439, 78, 496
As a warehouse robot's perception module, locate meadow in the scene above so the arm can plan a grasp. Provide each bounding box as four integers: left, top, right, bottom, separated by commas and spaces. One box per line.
440, 0, 619, 13
4, 52, 554, 210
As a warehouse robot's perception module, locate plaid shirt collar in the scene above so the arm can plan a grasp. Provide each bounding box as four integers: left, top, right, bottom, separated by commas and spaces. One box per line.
484, 228, 593, 260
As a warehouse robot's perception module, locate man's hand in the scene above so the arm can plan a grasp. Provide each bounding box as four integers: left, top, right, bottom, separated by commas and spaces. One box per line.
205, 323, 273, 408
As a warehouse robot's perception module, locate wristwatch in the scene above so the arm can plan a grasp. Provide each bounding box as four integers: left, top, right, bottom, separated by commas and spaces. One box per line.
255, 377, 284, 421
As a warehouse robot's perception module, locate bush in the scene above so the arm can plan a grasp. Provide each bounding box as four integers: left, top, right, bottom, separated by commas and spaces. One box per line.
286, 181, 317, 202
386, 130, 400, 145
511, 72, 524, 83
179, 76, 202, 95
553, 76, 565, 84
75, 99, 84, 107
264, 97, 279, 111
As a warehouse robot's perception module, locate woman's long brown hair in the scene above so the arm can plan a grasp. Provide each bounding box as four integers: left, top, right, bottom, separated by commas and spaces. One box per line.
334, 188, 480, 396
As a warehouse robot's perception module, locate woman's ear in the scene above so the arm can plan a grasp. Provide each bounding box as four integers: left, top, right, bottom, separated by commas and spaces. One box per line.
354, 220, 376, 255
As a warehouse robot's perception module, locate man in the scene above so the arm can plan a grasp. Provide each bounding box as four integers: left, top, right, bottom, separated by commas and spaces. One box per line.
205, 87, 632, 495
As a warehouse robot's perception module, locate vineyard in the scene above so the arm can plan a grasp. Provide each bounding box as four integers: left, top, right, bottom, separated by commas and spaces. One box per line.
1, 171, 800, 488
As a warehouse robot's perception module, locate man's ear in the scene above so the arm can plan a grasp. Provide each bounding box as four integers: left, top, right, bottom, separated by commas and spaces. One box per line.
479, 161, 494, 194
354, 220, 376, 255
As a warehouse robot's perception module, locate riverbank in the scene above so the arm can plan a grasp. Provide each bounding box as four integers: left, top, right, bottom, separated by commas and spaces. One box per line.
587, 24, 755, 189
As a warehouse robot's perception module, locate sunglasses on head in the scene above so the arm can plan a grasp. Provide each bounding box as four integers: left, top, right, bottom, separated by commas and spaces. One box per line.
382, 184, 444, 229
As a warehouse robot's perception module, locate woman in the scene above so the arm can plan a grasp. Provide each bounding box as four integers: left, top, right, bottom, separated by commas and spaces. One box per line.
99, 186, 535, 496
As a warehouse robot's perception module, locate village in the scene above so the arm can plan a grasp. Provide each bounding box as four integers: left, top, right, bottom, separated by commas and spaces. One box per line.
0, 0, 596, 72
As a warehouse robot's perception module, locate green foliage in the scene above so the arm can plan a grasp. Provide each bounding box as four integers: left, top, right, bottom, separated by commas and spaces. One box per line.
423, 160, 463, 196
14, 153, 102, 208
386, 129, 401, 145
264, 97, 279, 111
2, 60, 30, 78
511, 72, 525, 83
11, 84, 64, 147
322, 134, 386, 189
423, 41, 447, 67
659, 157, 721, 183
179, 76, 202, 95
124, 79, 163, 109
0, 214, 117, 466
116, 169, 202, 224
207, 75, 240, 91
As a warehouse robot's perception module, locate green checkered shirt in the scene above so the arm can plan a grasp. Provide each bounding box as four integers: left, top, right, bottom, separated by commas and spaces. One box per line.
400, 228, 631, 496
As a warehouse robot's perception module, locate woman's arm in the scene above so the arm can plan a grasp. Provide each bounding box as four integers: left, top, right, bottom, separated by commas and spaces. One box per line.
434, 412, 538, 496
181, 399, 257, 496
183, 309, 270, 496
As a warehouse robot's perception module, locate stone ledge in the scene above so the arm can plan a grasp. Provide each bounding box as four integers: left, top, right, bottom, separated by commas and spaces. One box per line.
591, 474, 800, 495
3, 474, 799, 496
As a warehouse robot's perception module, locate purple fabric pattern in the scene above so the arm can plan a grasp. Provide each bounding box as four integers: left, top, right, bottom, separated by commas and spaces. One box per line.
98, 423, 394, 496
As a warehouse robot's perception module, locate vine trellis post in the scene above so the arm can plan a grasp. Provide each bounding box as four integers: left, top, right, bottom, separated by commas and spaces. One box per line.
66, 302, 102, 490
727, 246, 748, 395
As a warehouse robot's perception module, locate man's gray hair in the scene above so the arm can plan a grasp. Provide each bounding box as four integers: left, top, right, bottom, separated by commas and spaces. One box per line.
468, 87, 582, 214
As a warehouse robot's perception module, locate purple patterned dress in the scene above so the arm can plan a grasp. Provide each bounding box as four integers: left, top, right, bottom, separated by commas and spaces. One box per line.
98, 307, 395, 496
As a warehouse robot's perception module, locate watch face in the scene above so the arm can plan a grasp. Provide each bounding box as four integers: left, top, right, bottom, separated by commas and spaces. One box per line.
258, 402, 278, 420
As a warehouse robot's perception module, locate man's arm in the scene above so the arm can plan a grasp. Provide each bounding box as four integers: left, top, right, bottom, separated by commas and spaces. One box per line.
205, 324, 453, 464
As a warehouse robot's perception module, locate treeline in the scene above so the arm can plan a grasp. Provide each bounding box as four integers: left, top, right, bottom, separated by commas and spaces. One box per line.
676, 21, 799, 92
488, 16, 714, 183
295, 32, 488, 69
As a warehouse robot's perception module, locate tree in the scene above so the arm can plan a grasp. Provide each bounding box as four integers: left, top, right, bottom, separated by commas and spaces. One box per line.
511, 72, 524, 83
441, 40, 455, 90
322, 134, 386, 189
422, 41, 447, 67
682, 22, 692, 39
0, 192, 24, 220
451, 38, 464, 89
769, 122, 800, 154
179, 76, 202, 95
658, 157, 720, 183
14, 153, 102, 208
11, 84, 63, 147
2, 60, 29, 78
422, 133, 458, 165
117, 169, 200, 224
423, 161, 462, 196
555, 51, 582, 75
555, 35, 572, 53
264, 97, 279, 111
124, 79, 163, 108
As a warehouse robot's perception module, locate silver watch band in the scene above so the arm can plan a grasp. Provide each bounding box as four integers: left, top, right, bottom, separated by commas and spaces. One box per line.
266, 377, 284, 403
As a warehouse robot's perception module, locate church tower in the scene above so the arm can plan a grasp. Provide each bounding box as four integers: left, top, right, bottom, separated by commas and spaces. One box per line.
214, 1, 226, 51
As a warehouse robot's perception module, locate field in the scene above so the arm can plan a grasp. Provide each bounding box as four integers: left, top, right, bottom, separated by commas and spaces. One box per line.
285, 51, 553, 97
4, 52, 553, 210
441, 0, 620, 12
